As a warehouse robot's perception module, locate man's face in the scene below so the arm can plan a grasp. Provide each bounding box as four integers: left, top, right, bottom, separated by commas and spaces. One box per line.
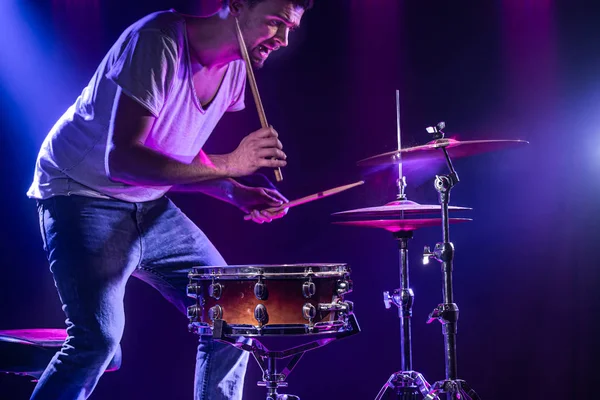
237, 0, 305, 68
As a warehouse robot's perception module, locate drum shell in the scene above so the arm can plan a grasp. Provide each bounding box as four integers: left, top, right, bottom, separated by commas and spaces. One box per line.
187, 264, 352, 335
199, 277, 340, 326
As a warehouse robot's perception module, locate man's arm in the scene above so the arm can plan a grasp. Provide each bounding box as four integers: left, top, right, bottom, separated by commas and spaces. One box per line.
106, 89, 286, 186
172, 150, 287, 210
170, 150, 240, 197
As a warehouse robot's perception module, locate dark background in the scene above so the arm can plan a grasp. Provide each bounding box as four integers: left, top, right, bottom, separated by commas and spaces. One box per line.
1, 0, 599, 399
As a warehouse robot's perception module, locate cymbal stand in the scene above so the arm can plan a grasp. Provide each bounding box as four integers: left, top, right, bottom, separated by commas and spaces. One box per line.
375, 90, 434, 400
376, 231, 436, 400
422, 122, 481, 400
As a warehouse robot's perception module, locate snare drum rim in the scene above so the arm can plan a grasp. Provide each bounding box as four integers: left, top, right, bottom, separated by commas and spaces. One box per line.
188, 263, 350, 280
189, 320, 351, 337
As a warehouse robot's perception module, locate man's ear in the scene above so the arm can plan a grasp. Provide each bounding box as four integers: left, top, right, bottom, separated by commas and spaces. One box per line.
229, 0, 246, 17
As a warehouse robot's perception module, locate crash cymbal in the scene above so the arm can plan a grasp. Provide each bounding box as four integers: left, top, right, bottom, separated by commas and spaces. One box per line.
332, 217, 472, 232
332, 200, 471, 218
357, 138, 528, 167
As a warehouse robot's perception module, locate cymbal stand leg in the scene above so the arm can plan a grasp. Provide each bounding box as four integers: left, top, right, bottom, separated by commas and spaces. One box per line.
375, 370, 437, 400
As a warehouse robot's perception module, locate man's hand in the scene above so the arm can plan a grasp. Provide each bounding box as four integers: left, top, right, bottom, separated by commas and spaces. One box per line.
218, 127, 287, 177
233, 183, 289, 224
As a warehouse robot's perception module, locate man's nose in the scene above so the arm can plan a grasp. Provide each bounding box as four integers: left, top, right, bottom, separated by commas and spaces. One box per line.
274, 25, 289, 47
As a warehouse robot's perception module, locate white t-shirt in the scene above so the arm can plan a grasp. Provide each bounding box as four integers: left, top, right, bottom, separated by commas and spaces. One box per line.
27, 10, 246, 202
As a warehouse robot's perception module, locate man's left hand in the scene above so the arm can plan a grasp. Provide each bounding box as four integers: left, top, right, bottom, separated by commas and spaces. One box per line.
233, 183, 289, 224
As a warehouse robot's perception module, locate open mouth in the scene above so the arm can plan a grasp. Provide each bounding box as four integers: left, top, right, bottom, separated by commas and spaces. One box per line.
257, 44, 270, 59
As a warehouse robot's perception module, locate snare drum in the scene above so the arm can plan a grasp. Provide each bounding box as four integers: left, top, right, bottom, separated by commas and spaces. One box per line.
186, 263, 354, 337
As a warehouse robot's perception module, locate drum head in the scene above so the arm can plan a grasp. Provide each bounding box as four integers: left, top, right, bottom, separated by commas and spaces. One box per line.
189, 263, 349, 280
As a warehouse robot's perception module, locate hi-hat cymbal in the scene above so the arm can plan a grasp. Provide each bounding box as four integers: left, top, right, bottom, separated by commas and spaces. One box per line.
357, 138, 528, 167
332, 218, 472, 232
331, 200, 471, 219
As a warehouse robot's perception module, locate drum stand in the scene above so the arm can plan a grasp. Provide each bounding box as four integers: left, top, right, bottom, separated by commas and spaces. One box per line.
422, 122, 481, 400
211, 315, 360, 400
375, 180, 434, 400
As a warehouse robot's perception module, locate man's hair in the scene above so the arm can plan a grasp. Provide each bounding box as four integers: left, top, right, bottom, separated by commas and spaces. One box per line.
225, 0, 314, 10
247, 0, 313, 9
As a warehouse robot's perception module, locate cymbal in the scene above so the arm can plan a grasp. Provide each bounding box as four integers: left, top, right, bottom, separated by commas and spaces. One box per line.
332, 218, 472, 232
331, 200, 471, 218
357, 138, 529, 167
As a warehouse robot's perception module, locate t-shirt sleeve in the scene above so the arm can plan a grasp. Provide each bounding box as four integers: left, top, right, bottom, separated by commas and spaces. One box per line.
106, 29, 179, 117
227, 60, 247, 112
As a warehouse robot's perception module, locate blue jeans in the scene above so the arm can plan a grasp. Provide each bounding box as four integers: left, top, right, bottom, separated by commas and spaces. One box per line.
31, 194, 249, 400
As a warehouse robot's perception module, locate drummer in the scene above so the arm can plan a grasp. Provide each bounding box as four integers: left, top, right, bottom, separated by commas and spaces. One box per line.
25, 1, 311, 399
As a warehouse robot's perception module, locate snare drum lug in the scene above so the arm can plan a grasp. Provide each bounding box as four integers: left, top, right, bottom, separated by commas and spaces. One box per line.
302, 280, 316, 298
302, 303, 317, 321
208, 305, 223, 321
254, 304, 269, 326
187, 305, 200, 321
208, 282, 223, 300
254, 280, 269, 300
186, 284, 201, 298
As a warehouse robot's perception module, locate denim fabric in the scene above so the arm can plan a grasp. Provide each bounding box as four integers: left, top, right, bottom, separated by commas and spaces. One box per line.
31, 194, 248, 400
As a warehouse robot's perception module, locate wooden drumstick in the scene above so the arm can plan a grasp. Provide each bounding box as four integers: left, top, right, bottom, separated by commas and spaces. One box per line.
234, 17, 283, 182
244, 180, 365, 220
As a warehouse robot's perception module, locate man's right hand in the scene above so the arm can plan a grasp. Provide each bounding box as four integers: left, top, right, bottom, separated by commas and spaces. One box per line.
108, 90, 286, 186
223, 127, 287, 177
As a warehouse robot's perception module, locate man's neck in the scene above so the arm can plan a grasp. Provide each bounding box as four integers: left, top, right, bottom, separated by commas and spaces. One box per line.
185, 10, 241, 69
